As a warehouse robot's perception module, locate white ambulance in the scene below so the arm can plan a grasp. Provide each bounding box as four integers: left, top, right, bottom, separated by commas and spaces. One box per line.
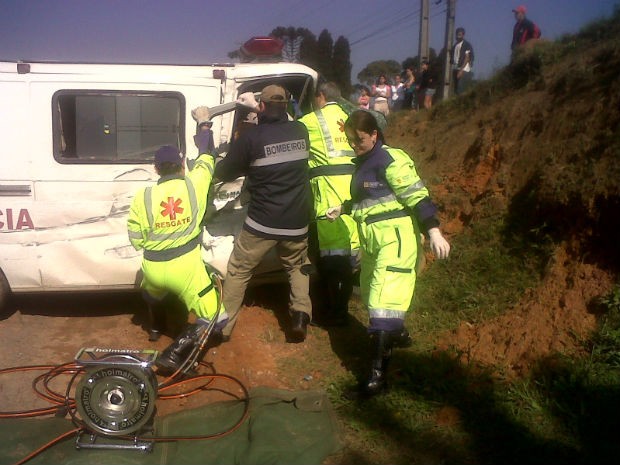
0, 47, 318, 313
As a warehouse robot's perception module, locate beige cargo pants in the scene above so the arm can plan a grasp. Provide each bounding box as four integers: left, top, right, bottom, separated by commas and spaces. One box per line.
221, 228, 311, 338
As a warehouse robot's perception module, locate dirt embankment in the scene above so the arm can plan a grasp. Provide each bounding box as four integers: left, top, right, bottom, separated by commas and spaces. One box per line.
386, 31, 620, 376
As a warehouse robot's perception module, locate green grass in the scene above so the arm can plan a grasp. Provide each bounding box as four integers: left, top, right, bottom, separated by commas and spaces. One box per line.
410, 212, 546, 345
311, 280, 620, 465
277, 208, 619, 464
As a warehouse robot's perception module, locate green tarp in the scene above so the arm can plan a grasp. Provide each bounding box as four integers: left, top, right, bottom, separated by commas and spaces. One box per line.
0, 387, 342, 465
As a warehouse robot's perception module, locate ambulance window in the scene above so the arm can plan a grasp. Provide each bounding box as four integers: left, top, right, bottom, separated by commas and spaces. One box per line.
52, 91, 184, 164
235, 75, 315, 121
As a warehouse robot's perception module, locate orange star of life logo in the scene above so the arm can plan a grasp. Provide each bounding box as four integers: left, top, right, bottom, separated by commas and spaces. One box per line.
160, 197, 184, 220
337, 119, 345, 132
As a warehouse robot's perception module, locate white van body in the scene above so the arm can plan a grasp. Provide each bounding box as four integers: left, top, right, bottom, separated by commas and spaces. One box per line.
0, 60, 317, 308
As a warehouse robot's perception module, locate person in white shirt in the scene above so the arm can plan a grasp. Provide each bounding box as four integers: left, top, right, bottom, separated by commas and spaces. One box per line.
451, 27, 474, 95
371, 75, 391, 116
390, 74, 405, 111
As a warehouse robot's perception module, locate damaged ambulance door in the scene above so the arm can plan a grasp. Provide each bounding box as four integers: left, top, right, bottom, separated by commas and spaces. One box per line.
0, 76, 40, 292
32, 88, 186, 290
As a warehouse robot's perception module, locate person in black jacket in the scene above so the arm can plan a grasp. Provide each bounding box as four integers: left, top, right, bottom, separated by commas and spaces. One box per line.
451, 27, 474, 96
214, 84, 313, 342
418, 60, 438, 110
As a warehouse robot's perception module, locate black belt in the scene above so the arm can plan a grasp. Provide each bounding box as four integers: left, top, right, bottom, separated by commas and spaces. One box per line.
365, 210, 409, 225
143, 235, 201, 262
309, 164, 355, 180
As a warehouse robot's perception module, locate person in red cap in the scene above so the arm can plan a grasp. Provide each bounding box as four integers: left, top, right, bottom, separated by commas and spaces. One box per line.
511, 5, 541, 51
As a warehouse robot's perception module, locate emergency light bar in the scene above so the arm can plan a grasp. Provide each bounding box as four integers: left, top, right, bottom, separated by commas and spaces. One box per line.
240, 36, 284, 62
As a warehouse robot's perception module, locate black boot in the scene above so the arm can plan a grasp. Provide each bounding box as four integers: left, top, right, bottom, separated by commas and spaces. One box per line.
204, 327, 229, 348
155, 323, 206, 375
290, 311, 310, 342
317, 256, 353, 327
147, 301, 167, 342
391, 328, 412, 348
332, 261, 353, 326
363, 331, 392, 396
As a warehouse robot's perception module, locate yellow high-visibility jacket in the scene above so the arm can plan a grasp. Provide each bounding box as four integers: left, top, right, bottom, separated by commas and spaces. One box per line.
127, 154, 214, 259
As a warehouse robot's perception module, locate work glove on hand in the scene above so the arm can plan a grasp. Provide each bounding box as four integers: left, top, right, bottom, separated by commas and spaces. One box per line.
428, 227, 450, 259
236, 92, 259, 111
325, 205, 342, 221
191, 106, 211, 126
193, 129, 215, 155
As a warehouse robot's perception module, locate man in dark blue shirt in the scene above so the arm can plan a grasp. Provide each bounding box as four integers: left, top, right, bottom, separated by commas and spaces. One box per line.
215, 84, 313, 342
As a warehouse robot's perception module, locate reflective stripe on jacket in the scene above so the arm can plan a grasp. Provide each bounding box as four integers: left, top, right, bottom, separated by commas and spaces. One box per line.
299, 102, 355, 217
350, 145, 430, 324
215, 113, 311, 240
127, 153, 214, 255
350, 144, 432, 226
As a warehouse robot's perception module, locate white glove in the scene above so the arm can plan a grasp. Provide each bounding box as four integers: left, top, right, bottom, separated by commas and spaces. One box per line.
191, 106, 211, 125
236, 92, 260, 111
428, 227, 450, 259
325, 205, 342, 221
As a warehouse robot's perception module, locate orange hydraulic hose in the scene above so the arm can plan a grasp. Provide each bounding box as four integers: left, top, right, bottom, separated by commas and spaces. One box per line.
2, 357, 251, 464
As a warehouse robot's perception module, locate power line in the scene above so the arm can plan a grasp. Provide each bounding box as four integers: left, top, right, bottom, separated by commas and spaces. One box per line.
345, 1, 420, 42
350, 0, 421, 34
352, 17, 420, 49
350, 9, 420, 46
349, 0, 448, 49
432, 8, 447, 19
269, 0, 313, 29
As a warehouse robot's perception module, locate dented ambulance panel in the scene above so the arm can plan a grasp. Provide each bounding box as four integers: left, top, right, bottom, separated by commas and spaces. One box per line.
0, 60, 317, 295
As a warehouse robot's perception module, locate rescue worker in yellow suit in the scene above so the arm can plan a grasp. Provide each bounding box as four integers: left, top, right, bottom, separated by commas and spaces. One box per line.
127, 126, 228, 374
299, 81, 359, 326
327, 110, 451, 395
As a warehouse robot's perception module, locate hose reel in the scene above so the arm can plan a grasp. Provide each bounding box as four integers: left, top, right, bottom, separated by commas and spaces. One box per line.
74, 348, 158, 451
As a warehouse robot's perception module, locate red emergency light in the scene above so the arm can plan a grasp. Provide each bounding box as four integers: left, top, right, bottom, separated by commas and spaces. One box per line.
240, 36, 284, 62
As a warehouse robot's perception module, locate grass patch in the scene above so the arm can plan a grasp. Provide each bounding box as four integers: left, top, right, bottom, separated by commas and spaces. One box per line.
319, 284, 620, 464
307, 220, 620, 464
519, 295, 620, 463
411, 213, 546, 343
274, 237, 618, 464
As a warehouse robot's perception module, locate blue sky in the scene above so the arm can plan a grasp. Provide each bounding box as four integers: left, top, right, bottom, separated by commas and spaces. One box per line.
0, 0, 616, 82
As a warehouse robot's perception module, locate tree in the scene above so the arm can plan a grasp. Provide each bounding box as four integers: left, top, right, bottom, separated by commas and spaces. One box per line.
229, 27, 353, 96
270, 27, 352, 95
402, 47, 439, 72
271, 27, 319, 71
332, 36, 353, 97
357, 60, 401, 86
299, 30, 319, 71
316, 29, 334, 80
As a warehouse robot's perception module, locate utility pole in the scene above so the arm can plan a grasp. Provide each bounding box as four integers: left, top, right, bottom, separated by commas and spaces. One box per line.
419, 0, 430, 65
442, 0, 456, 100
